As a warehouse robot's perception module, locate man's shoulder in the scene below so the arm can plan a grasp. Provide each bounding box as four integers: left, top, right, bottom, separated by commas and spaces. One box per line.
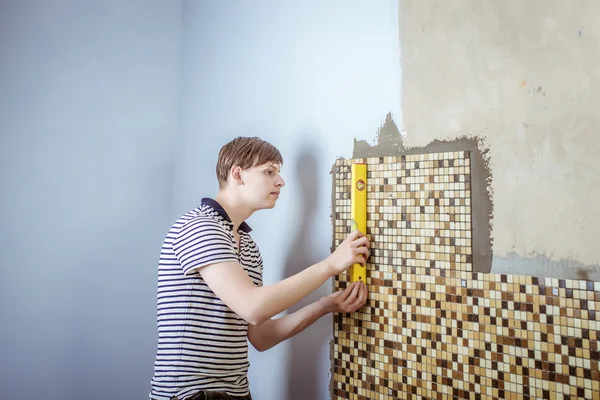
174, 209, 228, 235
176, 213, 217, 227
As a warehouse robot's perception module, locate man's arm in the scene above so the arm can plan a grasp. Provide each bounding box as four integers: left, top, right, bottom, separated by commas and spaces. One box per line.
247, 281, 367, 352
198, 232, 369, 325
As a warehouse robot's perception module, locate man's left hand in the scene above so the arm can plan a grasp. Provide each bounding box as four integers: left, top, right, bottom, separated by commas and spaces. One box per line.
319, 281, 368, 314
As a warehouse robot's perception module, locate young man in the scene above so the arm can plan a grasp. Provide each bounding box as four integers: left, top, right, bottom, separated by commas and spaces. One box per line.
149, 137, 370, 400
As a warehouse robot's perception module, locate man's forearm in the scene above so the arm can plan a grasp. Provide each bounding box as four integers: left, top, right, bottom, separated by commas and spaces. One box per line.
248, 299, 328, 352
201, 259, 334, 326
249, 260, 333, 324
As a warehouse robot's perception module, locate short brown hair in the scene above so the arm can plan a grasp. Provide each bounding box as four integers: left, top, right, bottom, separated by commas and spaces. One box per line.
216, 137, 283, 187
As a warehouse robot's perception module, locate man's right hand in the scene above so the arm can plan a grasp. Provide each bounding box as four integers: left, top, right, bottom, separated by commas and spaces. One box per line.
326, 230, 370, 276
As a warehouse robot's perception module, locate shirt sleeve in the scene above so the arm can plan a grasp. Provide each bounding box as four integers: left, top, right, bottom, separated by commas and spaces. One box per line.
172, 217, 239, 275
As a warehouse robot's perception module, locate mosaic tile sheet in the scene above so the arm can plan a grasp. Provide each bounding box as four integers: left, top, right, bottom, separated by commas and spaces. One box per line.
334, 153, 473, 274
331, 152, 600, 400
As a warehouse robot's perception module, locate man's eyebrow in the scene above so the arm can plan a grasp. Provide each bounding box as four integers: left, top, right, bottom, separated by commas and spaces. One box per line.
267, 163, 281, 171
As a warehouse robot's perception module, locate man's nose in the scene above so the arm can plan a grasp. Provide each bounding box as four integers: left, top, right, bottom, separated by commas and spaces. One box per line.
277, 176, 285, 187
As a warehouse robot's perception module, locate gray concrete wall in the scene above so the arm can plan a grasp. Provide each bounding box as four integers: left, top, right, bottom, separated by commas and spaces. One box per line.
398, 0, 600, 281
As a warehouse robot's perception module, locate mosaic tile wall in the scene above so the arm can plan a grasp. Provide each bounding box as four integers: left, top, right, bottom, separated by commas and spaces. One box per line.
332, 152, 600, 400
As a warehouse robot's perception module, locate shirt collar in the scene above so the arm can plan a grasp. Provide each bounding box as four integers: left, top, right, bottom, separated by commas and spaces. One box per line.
201, 198, 252, 233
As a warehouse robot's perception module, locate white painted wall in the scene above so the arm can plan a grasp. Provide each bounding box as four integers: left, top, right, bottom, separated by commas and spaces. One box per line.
174, 1, 401, 399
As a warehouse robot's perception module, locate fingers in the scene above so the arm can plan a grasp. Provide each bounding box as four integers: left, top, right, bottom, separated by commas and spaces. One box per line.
339, 284, 357, 309
337, 281, 360, 304
349, 235, 370, 264
338, 281, 357, 301
353, 246, 370, 265
357, 282, 368, 306
355, 246, 370, 257
346, 281, 362, 303
352, 282, 368, 310
344, 281, 361, 303
347, 232, 370, 248
349, 229, 365, 239
352, 236, 370, 248
341, 281, 368, 313
344, 232, 371, 265
348, 230, 370, 246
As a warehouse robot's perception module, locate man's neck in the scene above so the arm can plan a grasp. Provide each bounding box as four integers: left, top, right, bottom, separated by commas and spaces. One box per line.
214, 190, 253, 231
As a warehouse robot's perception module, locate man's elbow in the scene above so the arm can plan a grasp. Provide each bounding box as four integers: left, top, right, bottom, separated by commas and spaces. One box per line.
251, 341, 272, 352
233, 288, 270, 325
244, 308, 269, 326
234, 302, 268, 325
249, 333, 276, 352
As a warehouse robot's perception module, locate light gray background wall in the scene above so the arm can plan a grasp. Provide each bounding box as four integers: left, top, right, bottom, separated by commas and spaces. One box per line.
0, 1, 400, 399
175, 2, 400, 400
0, 1, 182, 399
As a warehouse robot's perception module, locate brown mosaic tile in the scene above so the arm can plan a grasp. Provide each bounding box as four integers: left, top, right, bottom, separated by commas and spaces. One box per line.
331, 153, 600, 400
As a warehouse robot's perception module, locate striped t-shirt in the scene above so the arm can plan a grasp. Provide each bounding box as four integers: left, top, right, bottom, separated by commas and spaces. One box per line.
150, 198, 263, 400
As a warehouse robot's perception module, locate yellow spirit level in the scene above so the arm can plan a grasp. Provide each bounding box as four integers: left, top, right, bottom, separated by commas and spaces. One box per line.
350, 161, 367, 282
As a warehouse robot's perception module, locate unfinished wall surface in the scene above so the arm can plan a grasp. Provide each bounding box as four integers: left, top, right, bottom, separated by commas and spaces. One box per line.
331, 155, 599, 399
398, 0, 600, 280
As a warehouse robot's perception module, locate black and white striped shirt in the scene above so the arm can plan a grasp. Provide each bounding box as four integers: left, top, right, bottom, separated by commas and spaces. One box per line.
150, 198, 263, 400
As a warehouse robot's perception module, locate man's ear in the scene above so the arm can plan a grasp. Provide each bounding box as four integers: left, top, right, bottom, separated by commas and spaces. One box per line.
230, 166, 244, 185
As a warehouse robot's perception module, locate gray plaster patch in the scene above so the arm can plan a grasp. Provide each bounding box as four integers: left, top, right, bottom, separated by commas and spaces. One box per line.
346, 113, 494, 273
492, 253, 600, 282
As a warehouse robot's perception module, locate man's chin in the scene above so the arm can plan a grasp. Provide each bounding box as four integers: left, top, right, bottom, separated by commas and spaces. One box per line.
265, 198, 278, 209
254, 200, 277, 210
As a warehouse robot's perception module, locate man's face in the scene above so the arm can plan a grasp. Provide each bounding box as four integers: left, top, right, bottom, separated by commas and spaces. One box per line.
239, 162, 285, 209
